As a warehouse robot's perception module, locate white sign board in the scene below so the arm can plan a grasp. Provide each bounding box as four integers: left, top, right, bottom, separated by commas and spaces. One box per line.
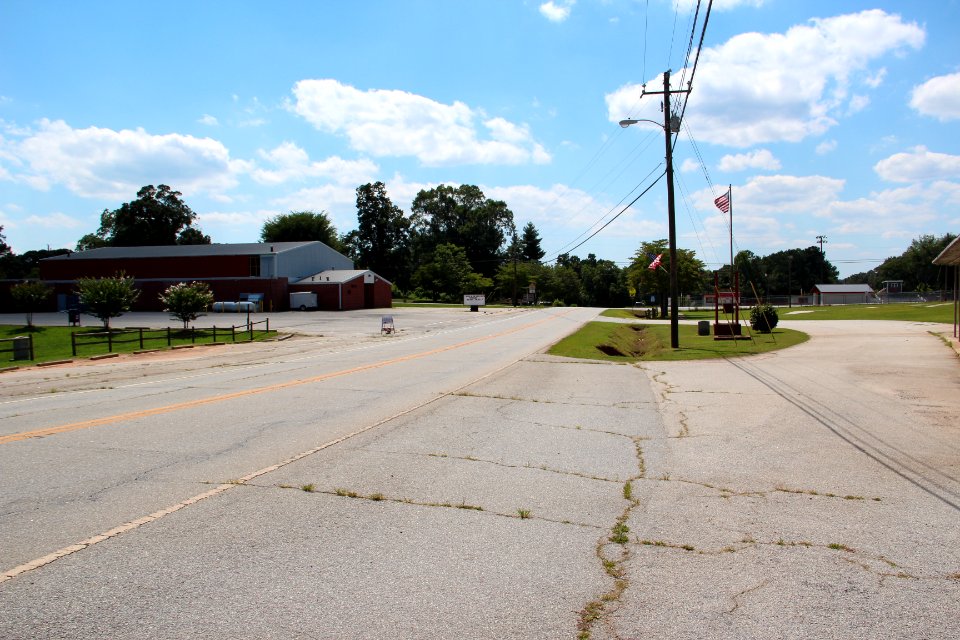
463, 294, 486, 306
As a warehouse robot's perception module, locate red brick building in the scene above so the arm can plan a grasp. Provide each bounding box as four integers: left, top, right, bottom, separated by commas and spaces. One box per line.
37, 242, 392, 311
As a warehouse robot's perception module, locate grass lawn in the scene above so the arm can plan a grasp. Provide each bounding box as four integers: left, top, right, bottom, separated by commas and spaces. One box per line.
1, 324, 277, 368
548, 320, 808, 362
603, 302, 955, 324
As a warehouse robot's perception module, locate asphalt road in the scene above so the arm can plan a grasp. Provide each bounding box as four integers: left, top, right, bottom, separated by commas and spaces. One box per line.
1, 310, 958, 639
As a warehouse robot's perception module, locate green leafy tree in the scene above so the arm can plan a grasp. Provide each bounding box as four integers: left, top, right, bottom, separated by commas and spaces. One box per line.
410, 184, 514, 278
10, 281, 53, 328
88, 184, 208, 247
412, 243, 491, 302
346, 182, 411, 288
176, 226, 212, 245
579, 255, 630, 307
874, 233, 957, 291
628, 240, 707, 317
261, 210, 342, 250
75, 272, 140, 329
520, 222, 545, 262
159, 281, 215, 328
76, 233, 109, 252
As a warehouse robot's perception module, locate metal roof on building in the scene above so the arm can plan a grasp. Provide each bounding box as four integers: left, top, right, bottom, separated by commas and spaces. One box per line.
932, 235, 960, 266
295, 270, 376, 285
813, 284, 875, 293
41, 242, 321, 260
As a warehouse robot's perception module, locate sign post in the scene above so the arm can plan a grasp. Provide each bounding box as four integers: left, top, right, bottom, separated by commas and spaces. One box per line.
463, 294, 485, 312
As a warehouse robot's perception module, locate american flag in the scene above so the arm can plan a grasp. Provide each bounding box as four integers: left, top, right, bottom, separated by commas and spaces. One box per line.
714, 191, 730, 213
648, 253, 662, 271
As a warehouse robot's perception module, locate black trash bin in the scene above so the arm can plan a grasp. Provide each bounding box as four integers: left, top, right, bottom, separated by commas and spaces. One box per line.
697, 320, 710, 336
68, 309, 80, 326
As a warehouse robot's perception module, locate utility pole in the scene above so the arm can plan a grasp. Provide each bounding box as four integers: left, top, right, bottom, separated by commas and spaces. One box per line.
816, 235, 827, 285
640, 70, 688, 349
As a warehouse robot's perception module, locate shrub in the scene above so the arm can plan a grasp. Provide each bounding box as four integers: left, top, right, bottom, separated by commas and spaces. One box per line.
160, 281, 215, 328
750, 303, 779, 333
76, 272, 140, 329
11, 280, 52, 327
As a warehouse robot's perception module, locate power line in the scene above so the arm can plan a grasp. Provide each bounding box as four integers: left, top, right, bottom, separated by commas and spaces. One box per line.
544, 170, 666, 262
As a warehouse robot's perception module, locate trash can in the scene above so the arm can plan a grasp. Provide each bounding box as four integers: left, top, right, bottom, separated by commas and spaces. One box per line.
697, 320, 710, 336
13, 336, 31, 360
68, 308, 80, 326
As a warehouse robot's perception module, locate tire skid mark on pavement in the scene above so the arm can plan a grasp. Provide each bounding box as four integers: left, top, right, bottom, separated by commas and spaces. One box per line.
727, 357, 960, 512
0, 310, 569, 446
0, 310, 573, 584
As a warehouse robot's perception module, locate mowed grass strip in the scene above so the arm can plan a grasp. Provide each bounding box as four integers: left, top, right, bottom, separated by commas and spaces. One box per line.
549, 321, 808, 362
602, 302, 954, 323
1, 324, 276, 367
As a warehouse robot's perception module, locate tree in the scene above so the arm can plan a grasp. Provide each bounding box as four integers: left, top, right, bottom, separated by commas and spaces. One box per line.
347, 182, 411, 288
10, 281, 52, 328
874, 233, 957, 291
628, 240, 706, 317
176, 226, 212, 245
520, 222, 545, 262
412, 243, 491, 302
580, 255, 630, 307
159, 281, 215, 329
75, 272, 140, 329
76, 233, 109, 252
1, 248, 72, 279
88, 185, 207, 247
261, 210, 341, 250
410, 185, 515, 278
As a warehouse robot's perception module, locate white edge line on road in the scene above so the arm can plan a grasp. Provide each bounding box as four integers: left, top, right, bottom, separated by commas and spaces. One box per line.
0, 319, 554, 586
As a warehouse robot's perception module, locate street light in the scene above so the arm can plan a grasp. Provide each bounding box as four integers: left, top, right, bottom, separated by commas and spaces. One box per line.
619, 71, 685, 348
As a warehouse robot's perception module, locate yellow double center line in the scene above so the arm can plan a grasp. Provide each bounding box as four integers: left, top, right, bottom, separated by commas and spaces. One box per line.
2, 311, 574, 584
1, 310, 568, 447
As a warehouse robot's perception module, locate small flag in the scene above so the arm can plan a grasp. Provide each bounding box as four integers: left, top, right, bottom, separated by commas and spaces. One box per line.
648, 253, 662, 271
714, 192, 730, 213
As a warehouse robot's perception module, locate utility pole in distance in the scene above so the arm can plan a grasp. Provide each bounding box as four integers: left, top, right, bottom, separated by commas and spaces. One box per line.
816, 235, 828, 285
816, 235, 827, 253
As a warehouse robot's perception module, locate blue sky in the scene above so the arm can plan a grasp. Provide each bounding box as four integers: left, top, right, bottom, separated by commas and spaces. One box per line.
2, 0, 958, 277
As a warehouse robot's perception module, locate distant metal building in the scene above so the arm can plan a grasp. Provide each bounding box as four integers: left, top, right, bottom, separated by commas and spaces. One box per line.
811, 284, 877, 305
38, 242, 391, 311
291, 269, 393, 311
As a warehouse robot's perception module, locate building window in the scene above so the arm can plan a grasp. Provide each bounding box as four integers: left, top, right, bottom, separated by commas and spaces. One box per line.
249, 256, 261, 277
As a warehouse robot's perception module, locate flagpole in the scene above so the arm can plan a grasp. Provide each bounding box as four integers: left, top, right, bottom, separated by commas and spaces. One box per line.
728, 184, 733, 288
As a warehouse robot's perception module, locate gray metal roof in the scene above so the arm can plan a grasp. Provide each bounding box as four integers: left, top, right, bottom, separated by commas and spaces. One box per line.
295, 270, 372, 284
933, 235, 960, 266
42, 242, 321, 260
814, 284, 875, 293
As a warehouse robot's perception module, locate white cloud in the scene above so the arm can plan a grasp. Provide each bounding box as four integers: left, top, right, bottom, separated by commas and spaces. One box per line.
910, 72, 960, 121
606, 10, 924, 147
816, 140, 838, 155
251, 142, 379, 186
680, 158, 701, 173
289, 79, 551, 167
198, 114, 219, 126
540, 1, 574, 22
874, 146, 960, 183
2, 119, 245, 199
23, 212, 83, 229
717, 149, 781, 172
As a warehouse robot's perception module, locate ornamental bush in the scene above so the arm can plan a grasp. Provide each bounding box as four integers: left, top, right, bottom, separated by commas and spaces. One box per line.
749, 302, 779, 333
160, 281, 215, 329
10, 280, 52, 328
76, 272, 140, 329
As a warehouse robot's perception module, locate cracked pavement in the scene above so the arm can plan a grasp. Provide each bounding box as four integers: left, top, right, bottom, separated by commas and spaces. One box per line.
1, 313, 958, 639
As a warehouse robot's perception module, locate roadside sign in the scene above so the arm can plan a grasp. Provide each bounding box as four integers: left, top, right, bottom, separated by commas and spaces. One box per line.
463, 294, 486, 306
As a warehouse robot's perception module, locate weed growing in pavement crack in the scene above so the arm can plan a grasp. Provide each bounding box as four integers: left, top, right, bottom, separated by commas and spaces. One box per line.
300, 484, 316, 492
517, 508, 532, 519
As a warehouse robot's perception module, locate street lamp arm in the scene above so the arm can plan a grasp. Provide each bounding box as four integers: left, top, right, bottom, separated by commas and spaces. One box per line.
618, 118, 663, 129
